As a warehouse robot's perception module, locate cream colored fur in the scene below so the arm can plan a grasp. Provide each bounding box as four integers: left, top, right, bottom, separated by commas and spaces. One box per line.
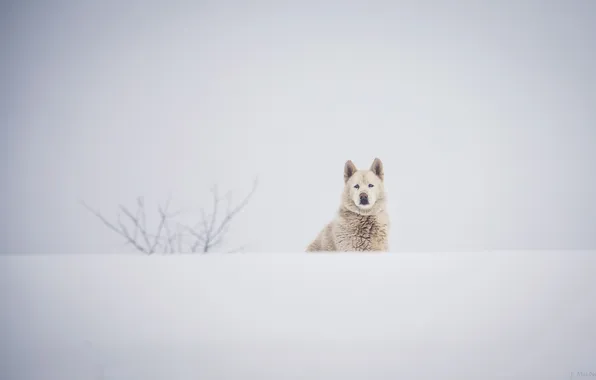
306, 158, 390, 252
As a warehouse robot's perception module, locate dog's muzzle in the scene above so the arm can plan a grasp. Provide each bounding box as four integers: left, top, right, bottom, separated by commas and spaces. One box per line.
359, 193, 369, 205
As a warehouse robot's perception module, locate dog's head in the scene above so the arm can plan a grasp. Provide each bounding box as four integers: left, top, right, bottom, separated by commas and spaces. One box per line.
342, 158, 386, 215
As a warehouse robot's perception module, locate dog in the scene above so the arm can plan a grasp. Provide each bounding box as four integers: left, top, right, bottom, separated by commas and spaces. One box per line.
306, 158, 389, 252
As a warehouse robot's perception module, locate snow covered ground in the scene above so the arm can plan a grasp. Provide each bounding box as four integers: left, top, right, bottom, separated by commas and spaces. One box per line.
1, 251, 595, 380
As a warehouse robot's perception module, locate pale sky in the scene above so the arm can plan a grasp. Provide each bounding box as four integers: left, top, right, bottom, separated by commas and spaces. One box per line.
2, 1, 596, 253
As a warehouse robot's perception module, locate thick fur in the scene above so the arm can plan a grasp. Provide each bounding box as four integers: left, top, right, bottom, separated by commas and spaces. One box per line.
306, 158, 390, 252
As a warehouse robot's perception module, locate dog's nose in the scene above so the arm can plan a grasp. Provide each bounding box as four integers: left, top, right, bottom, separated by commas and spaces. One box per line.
359, 193, 369, 205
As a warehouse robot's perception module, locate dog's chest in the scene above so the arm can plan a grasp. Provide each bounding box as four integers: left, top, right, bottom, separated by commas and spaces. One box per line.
348, 215, 387, 251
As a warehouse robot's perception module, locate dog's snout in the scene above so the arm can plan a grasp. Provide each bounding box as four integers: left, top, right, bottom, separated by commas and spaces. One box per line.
359, 192, 369, 205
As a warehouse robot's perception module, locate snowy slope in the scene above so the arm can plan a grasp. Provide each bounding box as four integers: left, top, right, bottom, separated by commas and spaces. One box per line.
1, 251, 595, 380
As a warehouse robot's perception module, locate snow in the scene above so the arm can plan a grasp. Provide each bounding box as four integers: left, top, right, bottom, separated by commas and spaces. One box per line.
1, 251, 595, 380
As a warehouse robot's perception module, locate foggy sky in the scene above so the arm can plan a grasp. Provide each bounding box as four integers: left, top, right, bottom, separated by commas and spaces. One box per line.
2, 1, 596, 253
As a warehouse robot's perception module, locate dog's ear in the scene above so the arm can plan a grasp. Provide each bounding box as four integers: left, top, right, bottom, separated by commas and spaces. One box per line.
344, 160, 357, 183
370, 157, 384, 180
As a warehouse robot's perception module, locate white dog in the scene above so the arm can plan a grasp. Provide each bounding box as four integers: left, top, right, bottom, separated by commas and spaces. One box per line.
306, 158, 389, 252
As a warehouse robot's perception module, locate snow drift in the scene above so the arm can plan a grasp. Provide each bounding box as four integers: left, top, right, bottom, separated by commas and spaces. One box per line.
1, 251, 595, 380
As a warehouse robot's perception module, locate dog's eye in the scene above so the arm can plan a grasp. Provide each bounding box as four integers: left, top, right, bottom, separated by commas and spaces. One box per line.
368, 184, 374, 188
354, 184, 360, 189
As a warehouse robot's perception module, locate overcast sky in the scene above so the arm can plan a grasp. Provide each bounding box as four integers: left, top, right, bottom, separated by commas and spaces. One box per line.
2, 1, 596, 253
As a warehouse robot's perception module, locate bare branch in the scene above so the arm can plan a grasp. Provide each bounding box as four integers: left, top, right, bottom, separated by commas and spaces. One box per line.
119, 204, 153, 252
209, 178, 258, 246
132, 199, 143, 242
138, 197, 147, 237
80, 200, 148, 253
161, 210, 174, 254
148, 207, 166, 254
82, 177, 257, 254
